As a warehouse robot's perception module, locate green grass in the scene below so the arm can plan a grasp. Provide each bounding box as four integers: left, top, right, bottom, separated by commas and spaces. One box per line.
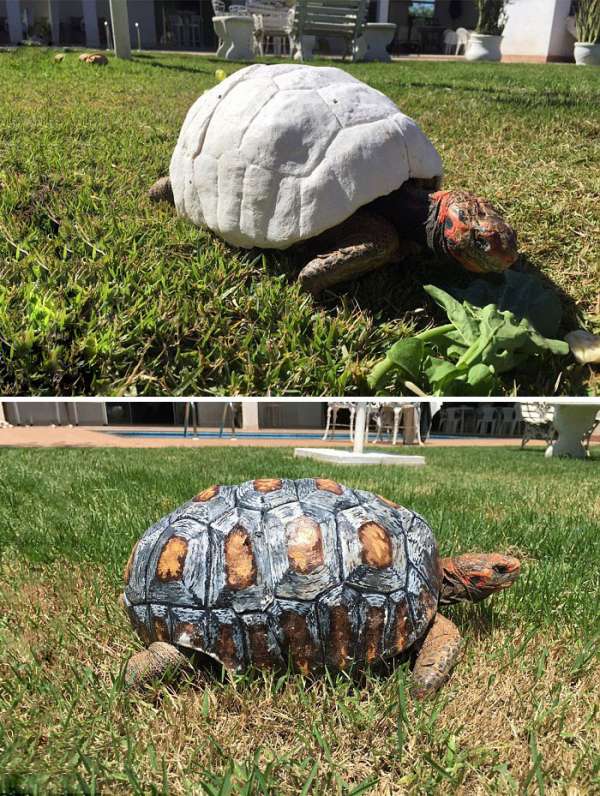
0, 48, 599, 396
0, 446, 598, 793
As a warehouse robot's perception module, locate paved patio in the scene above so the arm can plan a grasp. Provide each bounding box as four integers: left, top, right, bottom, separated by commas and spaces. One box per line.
0, 425, 586, 449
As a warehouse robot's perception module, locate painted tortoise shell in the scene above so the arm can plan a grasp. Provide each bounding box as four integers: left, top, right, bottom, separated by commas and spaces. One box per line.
123, 478, 442, 673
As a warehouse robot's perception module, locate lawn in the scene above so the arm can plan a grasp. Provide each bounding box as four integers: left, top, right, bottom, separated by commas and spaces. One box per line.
0, 49, 599, 396
0, 446, 598, 794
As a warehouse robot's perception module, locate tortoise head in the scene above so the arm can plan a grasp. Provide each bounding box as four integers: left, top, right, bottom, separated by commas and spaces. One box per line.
439, 553, 520, 605
431, 190, 518, 273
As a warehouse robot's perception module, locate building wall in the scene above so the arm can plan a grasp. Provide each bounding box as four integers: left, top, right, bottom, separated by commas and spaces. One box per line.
501, 0, 574, 61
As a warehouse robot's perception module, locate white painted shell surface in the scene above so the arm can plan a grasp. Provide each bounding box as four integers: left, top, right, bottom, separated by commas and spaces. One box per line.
169, 64, 443, 249
123, 479, 442, 673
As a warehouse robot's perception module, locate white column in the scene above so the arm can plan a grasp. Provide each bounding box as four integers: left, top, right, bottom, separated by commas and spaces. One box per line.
109, 0, 131, 59
82, 0, 100, 48
353, 403, 366, 455
242, 401, 260, 432
6, 0, 23, 44
48, 0, 60, 45
377, 0, 390, 23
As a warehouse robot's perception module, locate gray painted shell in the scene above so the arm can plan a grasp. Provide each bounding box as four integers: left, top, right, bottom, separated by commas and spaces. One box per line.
123, 478, 442, 673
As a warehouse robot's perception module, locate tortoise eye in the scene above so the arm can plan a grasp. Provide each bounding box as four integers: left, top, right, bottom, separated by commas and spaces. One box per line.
493, 563, 508, 574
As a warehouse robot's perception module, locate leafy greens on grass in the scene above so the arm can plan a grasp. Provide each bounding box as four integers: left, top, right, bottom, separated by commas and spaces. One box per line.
368, 283, 569, 396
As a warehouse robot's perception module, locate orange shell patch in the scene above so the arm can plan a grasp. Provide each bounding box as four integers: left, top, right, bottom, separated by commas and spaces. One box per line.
193, 484, 220, 502
377, 494, 400, 509
359, 522, 393, 569
286, 516, 325, 574
123, 541, 138, 584
225, 526, 257, 590
156, 536, 188, 581
315, 478, 343, 495
253, 478, 283, 493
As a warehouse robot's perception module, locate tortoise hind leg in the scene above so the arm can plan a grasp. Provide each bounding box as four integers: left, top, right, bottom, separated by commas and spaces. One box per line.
148, 176, 174, 205
125, 641, 190, 689
298, 211, 401, 296
410, 614, 463, 699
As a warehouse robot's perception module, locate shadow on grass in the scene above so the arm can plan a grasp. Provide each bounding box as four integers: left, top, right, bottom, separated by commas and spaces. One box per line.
400, 80, 589, 110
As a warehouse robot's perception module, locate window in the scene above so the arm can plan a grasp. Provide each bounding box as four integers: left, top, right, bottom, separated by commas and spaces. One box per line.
409, 1, 435, 19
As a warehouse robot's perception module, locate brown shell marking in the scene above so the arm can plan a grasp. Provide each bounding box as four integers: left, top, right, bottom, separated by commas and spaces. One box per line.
327, 605, 352, 669
174, 621, 205, 650
225, 526, 257, 590
193, 484, 220, 502
416, 585, 438, 624
156, 536, 188, 581
253, 478, 283, 493
216, 623, 239, 669
123, 542, 138, 584
153, 616, 170, 642
391, 600, 412, 653
364, 605, 385, 663
279, 610, 319, 675
315, 478, 343, 495
377, 494, 400, 508
286, 516, 324, 575
358, 522, 393, 569
246, 623, 277, 668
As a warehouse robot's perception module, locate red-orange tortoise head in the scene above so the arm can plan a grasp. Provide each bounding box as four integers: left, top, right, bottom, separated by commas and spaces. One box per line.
439, 553, 521, 604
430, 190, 519, 274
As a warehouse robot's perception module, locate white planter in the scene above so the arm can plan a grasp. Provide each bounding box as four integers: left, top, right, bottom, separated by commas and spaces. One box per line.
361, 23, 396, 62
465, 33, 502, 62
212, 15, 254, 61
574, 42, 600, 65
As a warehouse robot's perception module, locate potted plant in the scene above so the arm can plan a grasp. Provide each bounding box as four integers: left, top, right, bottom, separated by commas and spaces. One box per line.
573, 0, 600, 65
465, 0, 509, 62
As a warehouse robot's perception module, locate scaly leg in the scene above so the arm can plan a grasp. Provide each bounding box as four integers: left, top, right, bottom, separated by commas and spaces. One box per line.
297, 211, 401, 296
148, 176, 174, 205
411, 614, 463, 699
125, 641, 190, 688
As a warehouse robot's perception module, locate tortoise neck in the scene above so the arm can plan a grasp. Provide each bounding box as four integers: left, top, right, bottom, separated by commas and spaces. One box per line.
370, 185, 432, 246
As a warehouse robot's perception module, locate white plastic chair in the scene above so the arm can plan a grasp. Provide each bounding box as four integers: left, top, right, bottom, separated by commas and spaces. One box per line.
438, 406, 463, 435
322, 401, 355, 441
475, 406, 499, 436
443, 29, 457, 55
497, 406, 519, 436
455, 26, 469, 55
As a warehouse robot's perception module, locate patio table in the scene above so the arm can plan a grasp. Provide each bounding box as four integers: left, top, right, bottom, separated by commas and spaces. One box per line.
213, 14, 255, 60
545, 403, 600, 459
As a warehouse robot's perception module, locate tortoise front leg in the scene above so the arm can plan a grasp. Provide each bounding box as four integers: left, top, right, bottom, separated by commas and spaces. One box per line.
297, 211, 401, 296
125, 641, 190, 689
411, 614, 463, 699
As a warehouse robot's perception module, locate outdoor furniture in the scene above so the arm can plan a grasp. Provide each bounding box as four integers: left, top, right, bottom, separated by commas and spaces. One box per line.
363, 22, 396, 62
291, 0, 369, 62
373, 403, 422, 446
455, 27, 469, 55
418, 24, 445, 53
497, 406, 520, 437
322, 401, 355, 441
545, 403, 600, 459
443, 28, 457, 54
475, 405, 499, 436
213, 14, 255, 59
249, 2, 294, 55
437, 406, 463, 435
518, 402, 555, 448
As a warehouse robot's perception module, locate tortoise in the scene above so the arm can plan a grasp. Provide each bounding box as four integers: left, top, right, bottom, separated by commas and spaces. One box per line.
149, 64, 518, 295
123, 478, 520, 697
